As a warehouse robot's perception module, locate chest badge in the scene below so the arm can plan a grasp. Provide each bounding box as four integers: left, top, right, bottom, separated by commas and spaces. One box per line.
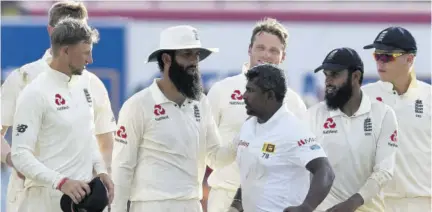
415, 99, 423, 118
261, 142, 276, 159
364, 117, 372, 136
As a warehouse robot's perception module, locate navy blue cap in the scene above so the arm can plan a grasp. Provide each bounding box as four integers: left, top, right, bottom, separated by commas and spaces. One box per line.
60, 177, 108, 212
314, 47, 364, 73
363, 26, 417, 52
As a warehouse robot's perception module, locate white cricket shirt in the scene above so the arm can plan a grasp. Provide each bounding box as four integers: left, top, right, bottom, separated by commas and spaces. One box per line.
11, 67, 107, 189
362, 78, 431, 198
207, 63, 307, 191
307, 93, 398, 212
237, 104, 326, 212
1, 49, 116, 134
111, 79, 238, 212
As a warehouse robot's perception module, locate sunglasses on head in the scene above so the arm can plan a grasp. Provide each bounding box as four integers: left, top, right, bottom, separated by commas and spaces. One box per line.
372, 52, 406, 63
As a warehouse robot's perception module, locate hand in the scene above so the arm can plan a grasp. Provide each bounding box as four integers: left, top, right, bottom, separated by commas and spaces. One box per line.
60, 179, 91, 204
325, 201, 358, 212
7, 153, 25, 180
283, 204, 313, 212
98, 173, 114, 204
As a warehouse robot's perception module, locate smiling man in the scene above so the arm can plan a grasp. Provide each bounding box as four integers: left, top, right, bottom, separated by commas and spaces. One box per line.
307, 47, 399, 212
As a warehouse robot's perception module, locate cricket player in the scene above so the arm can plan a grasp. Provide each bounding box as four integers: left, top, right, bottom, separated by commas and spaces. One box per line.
229, 64, 334, 212
206, 17, 307, 212
11, 18, 114, 212
307, 47, 398, 212
362, 27, 431, 212
1, 2, 116, 211
111, 25, 238, 212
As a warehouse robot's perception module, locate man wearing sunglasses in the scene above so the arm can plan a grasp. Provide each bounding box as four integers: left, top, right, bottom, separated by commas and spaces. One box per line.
362, 26, 431, 212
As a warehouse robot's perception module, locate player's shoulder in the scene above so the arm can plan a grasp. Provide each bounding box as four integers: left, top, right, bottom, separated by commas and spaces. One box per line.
307, 101, 327, 114
417, 80, 432, 97
361, 81, 383, 92
210, 73, 245, 90
5, 59, 44, 82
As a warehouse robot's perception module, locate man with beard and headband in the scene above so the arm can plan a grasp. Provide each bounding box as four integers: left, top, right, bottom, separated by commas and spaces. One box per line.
362, 27, 431, 212
306, 47, 399, 212
110, 25, 239, 212
206, 17, 307, 212
10, 18, 114, 212
228, 64, 334, 212
2, 2, 116, 211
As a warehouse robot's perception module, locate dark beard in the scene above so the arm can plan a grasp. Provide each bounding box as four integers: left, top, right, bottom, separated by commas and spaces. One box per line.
325, 77, 353, 110
168, 58, 203, 100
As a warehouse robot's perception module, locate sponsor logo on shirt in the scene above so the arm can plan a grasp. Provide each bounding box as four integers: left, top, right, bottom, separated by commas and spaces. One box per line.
115, 126, 127, 144
15, 124, 28, 136
154, 104, 168, 121
297, 137, 316, 146
230, 90, 245, 105
388, 130, 398, 147
376, 97, 383, 102
55, 94, 69, 111
310, 144, 321, 150
415, 99, 423, 118
364, 117, 372, 136
323, 118, 337, 134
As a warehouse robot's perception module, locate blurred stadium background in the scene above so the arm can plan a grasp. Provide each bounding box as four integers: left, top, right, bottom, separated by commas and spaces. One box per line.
1, 1, 431, 211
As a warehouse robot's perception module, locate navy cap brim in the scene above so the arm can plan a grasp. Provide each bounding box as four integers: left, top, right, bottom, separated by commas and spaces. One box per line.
314, 63, 348, 73
363, 43, 401, 51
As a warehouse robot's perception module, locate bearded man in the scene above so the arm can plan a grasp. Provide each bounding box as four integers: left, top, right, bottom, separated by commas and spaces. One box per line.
110, 25, 239, 212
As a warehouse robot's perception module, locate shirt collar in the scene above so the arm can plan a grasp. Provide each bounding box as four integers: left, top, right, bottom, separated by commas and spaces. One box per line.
379, 70, 419, 97
242, 63, 250, 73
329, 92, 371, 118
46, 66, 72, 83
150, 79, 195, 105
42, 49, 52, 61
257, 103, 290, 128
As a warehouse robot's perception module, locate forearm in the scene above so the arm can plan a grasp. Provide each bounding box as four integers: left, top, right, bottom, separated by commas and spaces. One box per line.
357, 170, 392, 203
96, 132, 114, 173
11, 147, 65, 188
92, 144, 108, 175
302, 165, 335, 209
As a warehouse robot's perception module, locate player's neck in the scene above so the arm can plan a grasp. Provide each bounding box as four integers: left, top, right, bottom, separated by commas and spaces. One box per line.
390, 72, 412, 95
49, 59, 72, 78
257, 102, 282, 124
340, 89, 362, 117
157, 77, 186, 105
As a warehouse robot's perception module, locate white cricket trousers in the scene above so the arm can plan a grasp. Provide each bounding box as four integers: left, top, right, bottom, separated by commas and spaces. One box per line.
6, 170, 25, 212
129, 199, 203, 212
16, 186, 63, 212
385, 197, 431, 212
207, 188, 236, 212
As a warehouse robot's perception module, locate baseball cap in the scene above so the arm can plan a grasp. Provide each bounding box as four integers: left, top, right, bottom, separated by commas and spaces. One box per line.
363, 26, 417, 52
314, 47, 364, 73
60, 177, 109, 212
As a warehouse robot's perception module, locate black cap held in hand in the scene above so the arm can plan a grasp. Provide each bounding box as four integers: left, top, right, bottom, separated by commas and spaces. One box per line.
60, 177, 108, 212
314, 47, 364, 73
363, 26, 417, 52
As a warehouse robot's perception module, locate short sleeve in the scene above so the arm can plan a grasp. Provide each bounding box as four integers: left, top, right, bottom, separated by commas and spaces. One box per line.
287, 127, 327, 167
